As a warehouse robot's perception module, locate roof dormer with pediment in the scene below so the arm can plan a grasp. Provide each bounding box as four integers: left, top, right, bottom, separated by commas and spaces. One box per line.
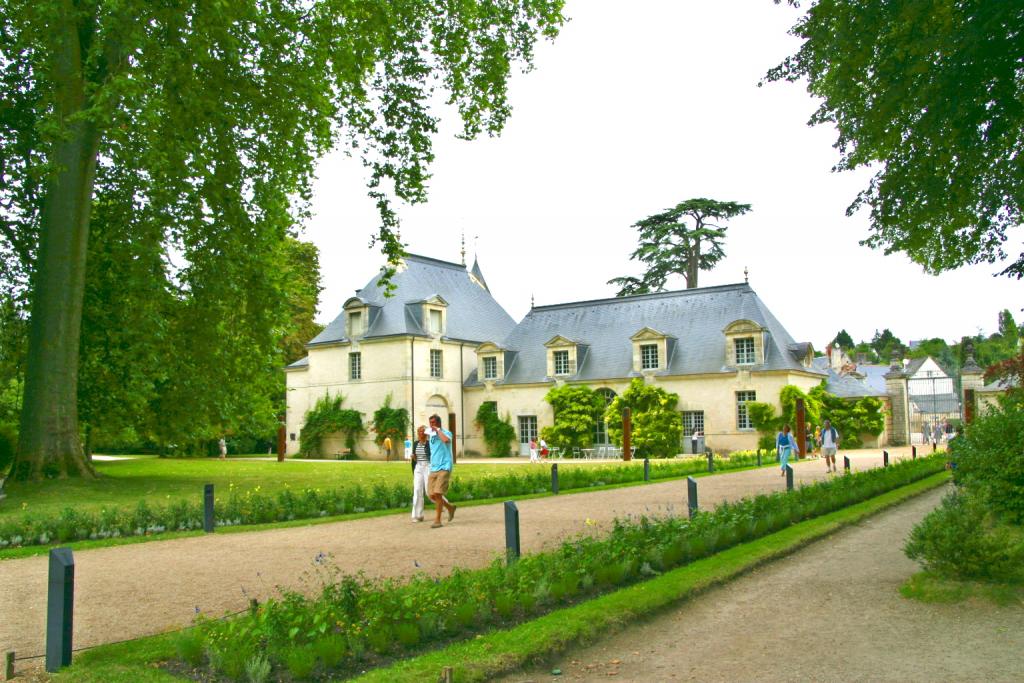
463, 283, 824, 387
474, 341, 518, 384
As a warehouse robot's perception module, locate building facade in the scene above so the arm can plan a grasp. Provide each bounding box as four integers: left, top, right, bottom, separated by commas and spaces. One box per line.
285, 254, 825, 458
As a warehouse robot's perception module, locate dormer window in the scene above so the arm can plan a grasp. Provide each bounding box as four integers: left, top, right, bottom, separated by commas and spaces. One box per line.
553, 350, 571, 375
630, 327, 673, 374
342, 296, 378, 339
544, 335, 584, 378
640, 344, 659, 370
429, 309, 442, 334
348, 311, 363, 337
483, 356, 498, 380
723, 320, 766, 367
734, 337, 756, 365
476, 341, 511, 383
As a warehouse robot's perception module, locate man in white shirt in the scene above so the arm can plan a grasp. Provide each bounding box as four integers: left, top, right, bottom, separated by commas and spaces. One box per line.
820, 419, 840, 473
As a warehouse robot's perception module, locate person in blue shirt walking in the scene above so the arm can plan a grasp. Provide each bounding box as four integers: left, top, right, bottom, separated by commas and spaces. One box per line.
426, 414, 457, 528
776, 424, 798, 477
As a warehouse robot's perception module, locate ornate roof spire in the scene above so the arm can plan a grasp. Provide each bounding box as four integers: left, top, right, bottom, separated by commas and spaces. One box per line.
460, 231, 466, 266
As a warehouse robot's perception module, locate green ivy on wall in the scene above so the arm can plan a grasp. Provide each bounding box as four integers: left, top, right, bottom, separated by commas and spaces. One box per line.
299, 395, 364, 458
474, 402, 516, 457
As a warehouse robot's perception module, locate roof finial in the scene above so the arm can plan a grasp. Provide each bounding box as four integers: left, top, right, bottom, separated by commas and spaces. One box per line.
744, 266, 749, 284
531, 292, 535, 309
460, 231, 466, 266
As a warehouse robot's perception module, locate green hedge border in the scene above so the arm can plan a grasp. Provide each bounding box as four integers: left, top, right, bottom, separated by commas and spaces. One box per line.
51, 470, 950, 683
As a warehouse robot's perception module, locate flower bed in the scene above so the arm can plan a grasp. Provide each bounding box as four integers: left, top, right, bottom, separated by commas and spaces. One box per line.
0, 451, 771, 550
181, 454, 946, 681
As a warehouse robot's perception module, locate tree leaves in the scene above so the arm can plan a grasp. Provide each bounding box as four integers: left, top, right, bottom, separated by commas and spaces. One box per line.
768, 0, 1024, 278
609, 198, 751, 294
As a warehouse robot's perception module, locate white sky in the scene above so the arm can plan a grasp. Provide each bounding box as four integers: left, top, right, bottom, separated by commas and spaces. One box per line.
303, 0, 1019, 349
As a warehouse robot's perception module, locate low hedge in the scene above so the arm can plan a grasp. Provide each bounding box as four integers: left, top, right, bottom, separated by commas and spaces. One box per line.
0, 451, 772, 550
182, 454, 946, 681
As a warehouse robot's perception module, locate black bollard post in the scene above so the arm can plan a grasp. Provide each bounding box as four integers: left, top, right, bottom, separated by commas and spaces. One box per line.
551, 463, 559, 495
757, 450, 762, 467
46, 548, 74, 672
687, 476, 698, 517
706, 451, 714, 473
6, 650, 15, 680
504, 501, 520, 564
785, 464, 794, 491
912, 445, 917, 459
203, 484, 215, 533
883, 451, 889, 467
844, 455, 850, 472
643, 458, 650, 482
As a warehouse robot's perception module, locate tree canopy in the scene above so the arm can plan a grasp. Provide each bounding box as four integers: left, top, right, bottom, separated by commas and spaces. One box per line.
768, 1, 1023, 278
608, 198, 751, 295
0, 0, 566, 480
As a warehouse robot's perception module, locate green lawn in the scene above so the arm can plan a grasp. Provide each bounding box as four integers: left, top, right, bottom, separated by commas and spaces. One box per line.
0, 455, 648, 522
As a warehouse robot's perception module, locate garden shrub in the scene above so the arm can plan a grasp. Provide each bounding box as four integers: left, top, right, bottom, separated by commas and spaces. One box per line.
904, 491, 1023, 581
371, 395, 408, 459
182, 455, 945, 681
474, 402, 516, 457
605, 378, 682, 457
950, 399, 1024, 523
541, 384, 604, 450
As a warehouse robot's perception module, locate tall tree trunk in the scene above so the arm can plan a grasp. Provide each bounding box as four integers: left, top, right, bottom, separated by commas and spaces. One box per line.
686, 236, 701, 289
13, 3, 98, 481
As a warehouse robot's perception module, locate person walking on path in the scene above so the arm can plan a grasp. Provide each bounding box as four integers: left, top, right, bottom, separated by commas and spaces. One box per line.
529, 437, 539, 463
410, 426, 431, 522
776, 424, 798, 477
932, 421, 943, 447
427, 414, 456, 528
820, 419, 840, 473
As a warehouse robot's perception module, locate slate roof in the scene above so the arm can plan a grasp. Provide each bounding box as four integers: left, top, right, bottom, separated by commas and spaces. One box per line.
467, 283, 822, 386
810, 358, 887, 398
307, 254, 516, 347
285, 356, 309, 370
980, 376, 1017, 392
470, 257, 489, 292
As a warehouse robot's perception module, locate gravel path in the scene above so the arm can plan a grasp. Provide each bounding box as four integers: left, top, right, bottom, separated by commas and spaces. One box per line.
0, 448, 916, 662
501, 486, 1024, 683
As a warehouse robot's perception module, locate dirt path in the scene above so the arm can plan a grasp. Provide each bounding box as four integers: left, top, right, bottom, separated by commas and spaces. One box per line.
0, 448, 918, 662
501, 486, 1024, 683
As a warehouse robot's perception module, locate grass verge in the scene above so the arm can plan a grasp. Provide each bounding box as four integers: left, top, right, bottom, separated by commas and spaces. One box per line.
47, 470, 949, 682
900, 571, 1024, 607
0, 460, 775, 560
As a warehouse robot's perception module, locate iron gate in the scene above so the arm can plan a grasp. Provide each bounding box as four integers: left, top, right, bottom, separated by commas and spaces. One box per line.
907, 375, 961, 445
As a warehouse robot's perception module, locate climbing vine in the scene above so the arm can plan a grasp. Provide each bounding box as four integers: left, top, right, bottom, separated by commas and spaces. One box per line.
299, 395, 364, 458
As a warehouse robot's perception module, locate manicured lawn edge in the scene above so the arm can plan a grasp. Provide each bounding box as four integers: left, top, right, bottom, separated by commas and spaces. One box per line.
354, 470, 951, 683
50, 470, 949, 682
0, 462, 775, 560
